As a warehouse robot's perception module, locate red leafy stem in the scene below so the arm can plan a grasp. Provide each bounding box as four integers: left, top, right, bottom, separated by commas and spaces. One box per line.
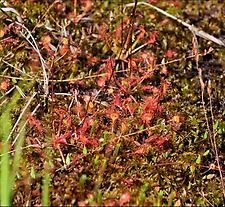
141, 96, 163, 126
27, 113, 45, 135
76, 116, 100, 147
52, 108, 72, 149
52, 131, 72, 149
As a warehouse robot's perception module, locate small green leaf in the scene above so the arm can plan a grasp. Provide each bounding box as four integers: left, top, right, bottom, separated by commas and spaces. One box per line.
138, 183, 149, 205
155, 190, 164, 207
190, 165, 195, 173
194, 137, 198, 142
168, 191, 175, 206
178, 143, 184, 149
158, 190, 163, 199
94, 155, 99, 167
203, 150, 210, 156
66, 153, 71, 166
203, 131, 208, 139
196, 155, 201, 164
79, 174, 87, 188
218, 128, 223, 134
90, 120, 97, 137
112, 143, 121, 162
206, 174, 215, 179
213, 120, 219, 130
83, 146, 88, 155
97, 190, 102, 206
30, 166, 36, 179
12, 78, 17, 84
2, 68, 9, 75
103, 131, 109, 140
164, 151, 169, 158
115, 64, 120, 71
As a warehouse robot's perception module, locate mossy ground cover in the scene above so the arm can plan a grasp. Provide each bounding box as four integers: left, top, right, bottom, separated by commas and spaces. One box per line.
0, 0, 225, 205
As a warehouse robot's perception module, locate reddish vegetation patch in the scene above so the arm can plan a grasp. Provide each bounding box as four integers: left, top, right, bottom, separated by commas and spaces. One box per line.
1, 0, 224, 206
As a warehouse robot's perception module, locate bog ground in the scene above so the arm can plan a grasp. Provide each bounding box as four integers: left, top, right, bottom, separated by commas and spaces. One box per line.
0, 0, 225, 206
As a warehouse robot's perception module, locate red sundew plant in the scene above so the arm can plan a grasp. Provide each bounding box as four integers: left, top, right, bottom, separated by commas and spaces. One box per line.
164, 49, 177, 58
144, 134, 171, 149
112, 93, 123, 108
97, 76, 106, 87
131, 144, 150, 156
140, 96, 163, 126
76, 115, 101, 147
119, 191, 132, 206
52, 108, 73, 149
52, 131, 72, 150
0, 78, 11, 92
27, 113, 45, 135
147, 31, 158, 44
1, 0, 224, 205
105, 106, 120, 131
123, 96, 140, 117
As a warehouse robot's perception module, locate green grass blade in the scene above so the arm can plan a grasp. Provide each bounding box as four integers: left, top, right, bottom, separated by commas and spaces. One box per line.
42, 171, 51, 206
0, 142, 11, 206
